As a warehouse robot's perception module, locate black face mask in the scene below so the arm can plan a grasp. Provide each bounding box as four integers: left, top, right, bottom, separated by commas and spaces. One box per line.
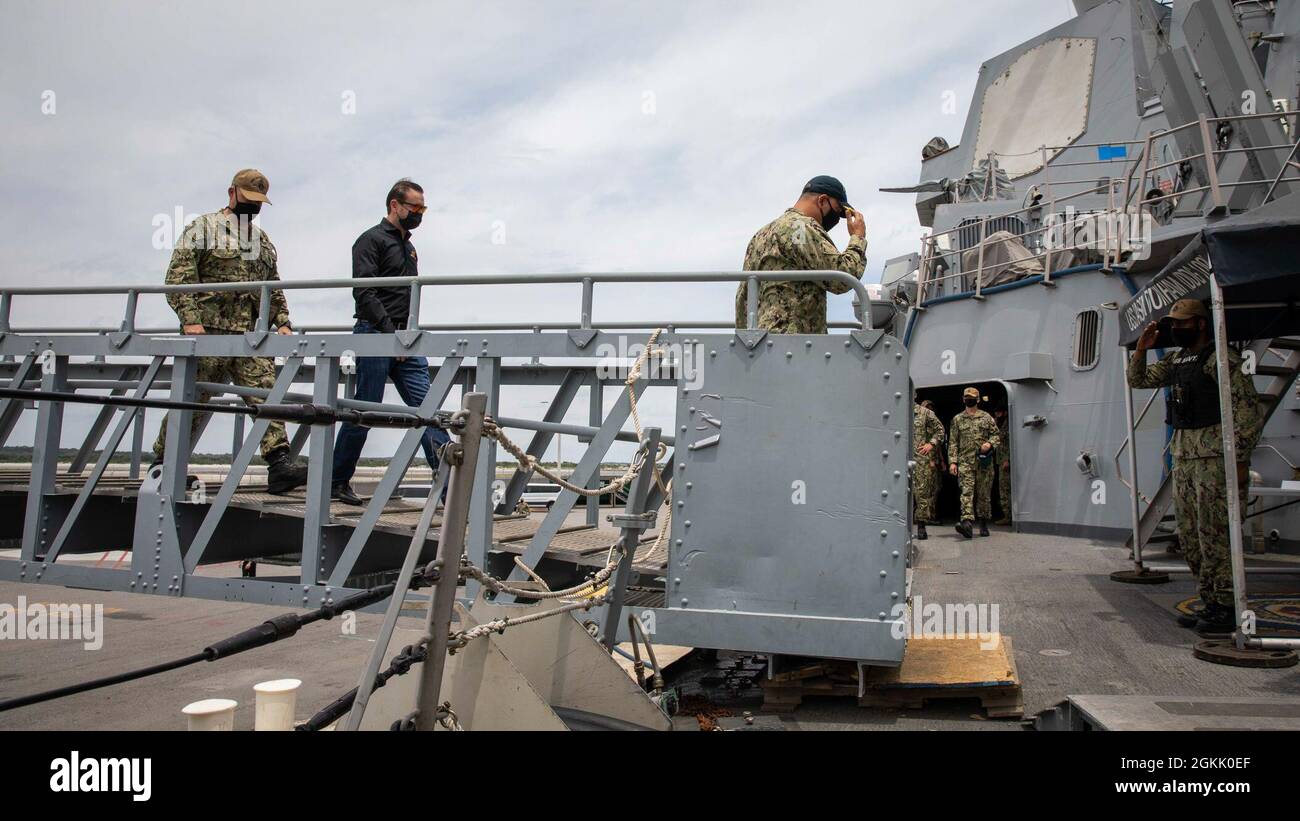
820, 202, 841, 232
399, 211, 423, 231
231, 200, 261, 217
1171, 325, 1201, 348
963, 397, 978, 408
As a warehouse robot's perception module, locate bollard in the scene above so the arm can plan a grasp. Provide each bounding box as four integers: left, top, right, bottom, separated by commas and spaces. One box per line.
182, 698, 238, 731
253, 678, 301, 731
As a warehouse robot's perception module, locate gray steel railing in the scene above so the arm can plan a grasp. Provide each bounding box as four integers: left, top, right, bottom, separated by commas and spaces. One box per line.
0, 269, 874, 334
0, 266, 879, 613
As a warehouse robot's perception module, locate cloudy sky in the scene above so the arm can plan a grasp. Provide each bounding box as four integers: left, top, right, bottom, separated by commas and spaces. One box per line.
0, 0, 1074, 461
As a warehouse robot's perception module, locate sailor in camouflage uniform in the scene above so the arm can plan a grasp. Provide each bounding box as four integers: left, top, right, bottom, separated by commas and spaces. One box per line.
734, 176, 866, 334
949, 387, 999, 539
152, 169, 308, 494
1129, 299, 1261, 636
993, 408, 1011, 524
912, 399, 944, 540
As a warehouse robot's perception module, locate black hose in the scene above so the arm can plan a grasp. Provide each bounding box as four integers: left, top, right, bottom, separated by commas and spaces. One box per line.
0, 574, 426, 713
297, 641, 430, 731
0, 651, 210, 712
0, 386, 249, 417
0, 388, 456, 430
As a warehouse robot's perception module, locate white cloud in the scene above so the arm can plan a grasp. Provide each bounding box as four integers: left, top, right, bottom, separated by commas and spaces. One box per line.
0, 0, 1073, 459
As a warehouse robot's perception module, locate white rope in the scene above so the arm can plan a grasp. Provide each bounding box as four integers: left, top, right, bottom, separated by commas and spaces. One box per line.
482, 327, 670, 498
449, 596, 608, 647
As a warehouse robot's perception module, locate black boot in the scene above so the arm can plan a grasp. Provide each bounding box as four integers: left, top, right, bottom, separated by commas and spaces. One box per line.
916, 523, 928, 541
1194, 602, 1235, 637
955, 520, 973, 539
266, 448, 309, 495
1176, 600, 1206, 629
978, 520, 990, 537
331, 482, 364, 506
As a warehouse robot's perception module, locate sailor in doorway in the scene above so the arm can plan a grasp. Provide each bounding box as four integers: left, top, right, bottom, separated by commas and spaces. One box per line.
993, 407, 1011, 525
912, 398, 945, 540
949, 387, 999, 539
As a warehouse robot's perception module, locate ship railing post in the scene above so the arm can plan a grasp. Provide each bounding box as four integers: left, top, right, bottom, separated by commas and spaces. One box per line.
121, 290, 138, 334
1103, 177, 1116, 273
414, 391, 486, 730
129, 409, 145, 480
1210, 275, 1250, 650
587, 375, 603, 527
1040, 144, 1055, 281
465, 357, 500, 603
580, 277, 594, 329
1198, 114, 1226, 215
301, 355, 340, 585
256, 286, 271, 334
231, 412, 245, 459
601, 427, 661, 650
974, 216, 987, 298
21, 352, 68, 562
917, 235, 932, 307
407, 281, 421, 331
746, 276, 759, 329
1121, 349, 1144, 571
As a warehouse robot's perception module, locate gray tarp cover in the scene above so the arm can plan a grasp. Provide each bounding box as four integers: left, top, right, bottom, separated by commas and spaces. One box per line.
1118, 191, 1300, 347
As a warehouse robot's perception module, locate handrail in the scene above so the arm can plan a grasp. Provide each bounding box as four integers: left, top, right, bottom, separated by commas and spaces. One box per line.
0, 270, 876, 333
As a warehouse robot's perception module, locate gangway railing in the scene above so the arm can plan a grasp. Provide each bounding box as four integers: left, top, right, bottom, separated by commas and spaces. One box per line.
0, 268, 888, 637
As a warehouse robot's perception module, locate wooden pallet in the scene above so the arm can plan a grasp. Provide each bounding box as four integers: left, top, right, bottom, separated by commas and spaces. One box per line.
761, 635, 1023, 719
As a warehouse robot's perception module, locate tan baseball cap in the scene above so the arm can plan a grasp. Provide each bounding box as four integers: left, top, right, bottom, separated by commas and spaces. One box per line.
231, 168, 271, 204
962, 387, 979, 399
1167, 298, 1208, 320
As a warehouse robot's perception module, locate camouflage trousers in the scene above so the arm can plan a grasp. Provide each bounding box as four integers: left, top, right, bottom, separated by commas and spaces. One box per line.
957, 459, 994, 522
913, 456, 940, 524
152, 355, 289, 462
998, 459, 1011, 518
1172, 456, 1241, 608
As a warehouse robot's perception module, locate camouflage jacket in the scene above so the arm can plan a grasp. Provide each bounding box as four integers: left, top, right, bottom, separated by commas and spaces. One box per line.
913, 404, 944, 458
995, 418, 1010, 463
733, 208, 867, 334
1127, 345, 1262, 460
949, 409, 1000, 466
165, 210, 290, 332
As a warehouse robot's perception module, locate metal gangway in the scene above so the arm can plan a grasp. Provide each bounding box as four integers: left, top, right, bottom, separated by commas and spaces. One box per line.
0, 269, 909, 665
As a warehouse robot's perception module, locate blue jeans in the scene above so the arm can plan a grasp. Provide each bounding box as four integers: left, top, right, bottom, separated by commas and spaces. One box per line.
331, 321, 451, 488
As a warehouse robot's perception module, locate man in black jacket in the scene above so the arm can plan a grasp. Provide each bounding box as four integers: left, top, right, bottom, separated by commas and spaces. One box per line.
330, 179, 449, 505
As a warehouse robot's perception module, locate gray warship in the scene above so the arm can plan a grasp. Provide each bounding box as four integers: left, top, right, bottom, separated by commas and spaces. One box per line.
882, 0, 1300, 549
1, 0, 1299, 731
